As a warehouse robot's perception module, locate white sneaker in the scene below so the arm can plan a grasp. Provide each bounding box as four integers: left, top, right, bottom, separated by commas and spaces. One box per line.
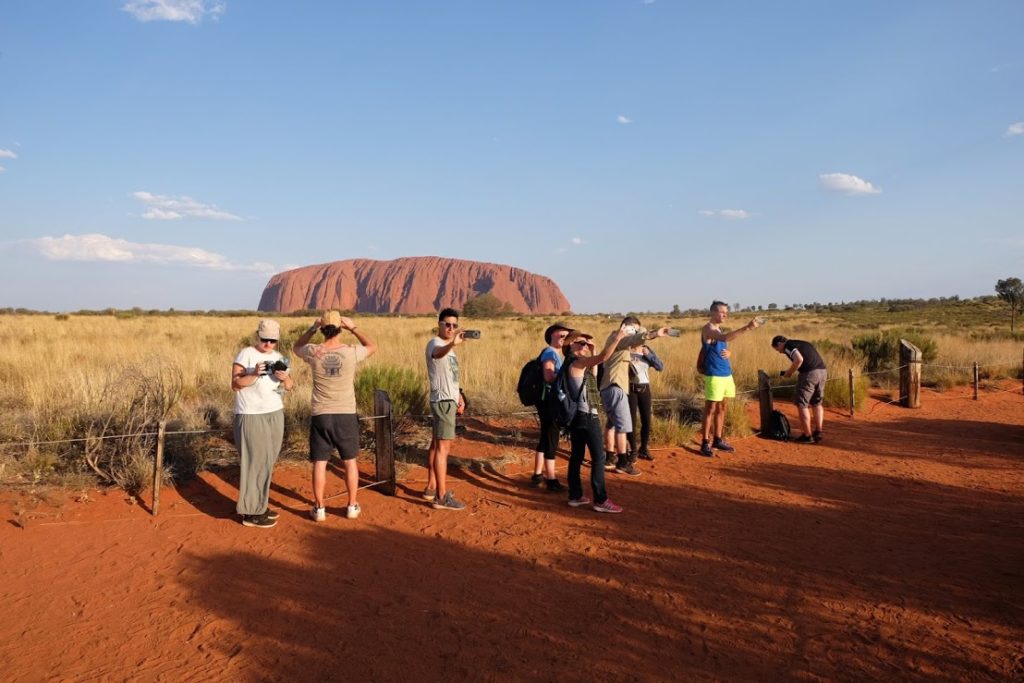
346, 503, 361, 520
310, 506, 326, 522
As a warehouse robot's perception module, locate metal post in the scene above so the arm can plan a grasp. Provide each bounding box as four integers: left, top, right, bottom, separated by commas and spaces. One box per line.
973, 362, 979, 400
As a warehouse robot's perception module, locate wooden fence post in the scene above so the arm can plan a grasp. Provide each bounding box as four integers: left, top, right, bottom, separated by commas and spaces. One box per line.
899, 340, 922, 408
757, 370, 773, 434
973, 362, 979, 400
152, 420, 166, 516
373, 389, 396, 496
848, 368, 855, 418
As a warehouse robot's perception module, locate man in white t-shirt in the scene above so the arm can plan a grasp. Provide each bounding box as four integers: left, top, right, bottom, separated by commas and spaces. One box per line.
231, 319, 294, 528
294, 310, 377, 522
424, 307, 475, 511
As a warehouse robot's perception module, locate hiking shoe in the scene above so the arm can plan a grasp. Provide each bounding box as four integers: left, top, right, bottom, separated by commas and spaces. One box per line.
242, 513, 277, 528
712, 438, 735, 453
310, 506, 326, 522
422, 488, 436, 502
615, 462, 642, 477
795, 434, 814, 444
593, 499, 623, 514
812, 431, 823, 443
699, 441, 714, 457
432, 491, 465, 511
603, 460, 618, 471
545, 478, 565, 492
263, 508, 279, 521
637, 448, 654, 461
529, 473, 544, 488
567, 497, 592, 507
346, 503, 361, 519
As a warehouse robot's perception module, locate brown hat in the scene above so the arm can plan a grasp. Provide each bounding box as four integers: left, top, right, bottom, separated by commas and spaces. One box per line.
561, 330, 594, 350
321, 310, 342, 327
256, 319, 280, 340
544, 322, 573, 345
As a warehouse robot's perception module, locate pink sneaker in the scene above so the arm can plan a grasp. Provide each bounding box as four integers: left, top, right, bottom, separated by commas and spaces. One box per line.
567, 497, 591, 507
593, 499, 623, 514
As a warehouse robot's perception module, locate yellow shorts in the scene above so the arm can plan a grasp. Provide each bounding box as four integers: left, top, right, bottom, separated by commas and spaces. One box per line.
704, 375, 736, 402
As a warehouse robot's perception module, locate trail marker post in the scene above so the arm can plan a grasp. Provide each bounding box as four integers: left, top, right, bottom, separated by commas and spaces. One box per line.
899, 340, 922, 408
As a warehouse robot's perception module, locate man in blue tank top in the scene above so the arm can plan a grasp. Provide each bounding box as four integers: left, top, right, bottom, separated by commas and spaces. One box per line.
699, 301, 763, 457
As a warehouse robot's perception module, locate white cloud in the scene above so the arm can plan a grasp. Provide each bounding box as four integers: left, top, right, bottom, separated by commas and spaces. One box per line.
0, 149, 17, 159
616, 115, 633, 125
819, 172, 881, 195
699, 209, 751, 220
1006, 122, 1024, 136
571, 237, 585, 245
28, 233, 273, 272
122, 0, 225, 24
133, 191, 242, 221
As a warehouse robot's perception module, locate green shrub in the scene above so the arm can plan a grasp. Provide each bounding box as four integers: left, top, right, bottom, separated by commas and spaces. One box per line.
852, 330, 938, 373
355, 364, 427, 436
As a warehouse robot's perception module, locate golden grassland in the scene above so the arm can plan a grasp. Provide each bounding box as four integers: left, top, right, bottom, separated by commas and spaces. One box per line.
0, 311, 1020, 487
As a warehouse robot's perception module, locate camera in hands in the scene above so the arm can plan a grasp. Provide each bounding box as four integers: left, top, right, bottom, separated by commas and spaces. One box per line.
462, 330, 482, 340
262, 359, 290, 375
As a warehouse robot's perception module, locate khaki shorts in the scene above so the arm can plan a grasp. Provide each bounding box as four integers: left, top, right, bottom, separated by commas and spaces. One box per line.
430, 400, 457, 440
704, 375, 736, 402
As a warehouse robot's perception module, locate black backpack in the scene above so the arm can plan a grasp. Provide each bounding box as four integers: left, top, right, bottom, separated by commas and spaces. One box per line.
766, 410, 791, 441
516, 353, 546, 407
551, 363, 587, 428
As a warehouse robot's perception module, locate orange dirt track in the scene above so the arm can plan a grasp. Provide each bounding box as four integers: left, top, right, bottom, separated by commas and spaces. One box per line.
2, 385, 1022, 682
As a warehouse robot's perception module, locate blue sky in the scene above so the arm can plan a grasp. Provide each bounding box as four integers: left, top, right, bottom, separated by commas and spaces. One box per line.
1, 1, 1022, 313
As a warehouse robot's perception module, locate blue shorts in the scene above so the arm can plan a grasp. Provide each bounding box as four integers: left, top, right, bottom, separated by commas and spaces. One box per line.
600, 385, 632, 433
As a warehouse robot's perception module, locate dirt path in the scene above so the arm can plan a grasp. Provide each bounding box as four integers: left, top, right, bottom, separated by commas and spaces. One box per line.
1, 386, 1022, 682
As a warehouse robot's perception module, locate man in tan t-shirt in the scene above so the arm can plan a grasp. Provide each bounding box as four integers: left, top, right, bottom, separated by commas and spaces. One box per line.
294, 310, 377, 522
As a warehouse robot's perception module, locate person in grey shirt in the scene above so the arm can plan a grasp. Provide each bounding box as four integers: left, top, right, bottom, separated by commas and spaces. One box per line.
424, 307, 474, 510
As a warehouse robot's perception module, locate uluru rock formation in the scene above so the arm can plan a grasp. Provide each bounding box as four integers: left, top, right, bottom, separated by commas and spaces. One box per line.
258, 256, 571, 314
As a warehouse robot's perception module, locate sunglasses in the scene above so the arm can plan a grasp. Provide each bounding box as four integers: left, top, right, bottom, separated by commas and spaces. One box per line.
259, 338, 278, 344
572, 339, 591, 346
441, 322, 459, 329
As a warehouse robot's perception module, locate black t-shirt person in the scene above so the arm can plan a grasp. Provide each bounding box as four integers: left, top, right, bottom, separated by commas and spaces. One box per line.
781, 340, 826, 373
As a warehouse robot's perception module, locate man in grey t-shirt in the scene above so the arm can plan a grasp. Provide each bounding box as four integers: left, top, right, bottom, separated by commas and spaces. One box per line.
424, 307, 474, 510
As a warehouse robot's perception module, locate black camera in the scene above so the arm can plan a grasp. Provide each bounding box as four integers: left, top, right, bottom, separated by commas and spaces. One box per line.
463, 330, 482, 339
262, 358, 289, 375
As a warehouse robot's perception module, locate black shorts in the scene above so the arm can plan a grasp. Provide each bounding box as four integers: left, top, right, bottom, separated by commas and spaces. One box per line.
309, 413, 360, 462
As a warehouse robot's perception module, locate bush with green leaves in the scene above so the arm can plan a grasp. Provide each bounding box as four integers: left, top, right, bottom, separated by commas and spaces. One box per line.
852, 330, 938, 374
355, 364, 428, 436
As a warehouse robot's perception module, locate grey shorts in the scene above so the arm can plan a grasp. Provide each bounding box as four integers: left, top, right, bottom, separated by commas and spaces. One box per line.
309, 413, 360, 461
600, 385, 632, 433
430, 400, 457, 440
796, 369, 827, 408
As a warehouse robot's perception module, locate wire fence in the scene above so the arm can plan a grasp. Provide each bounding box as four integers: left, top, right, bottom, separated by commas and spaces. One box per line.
1, 359, 1020, 453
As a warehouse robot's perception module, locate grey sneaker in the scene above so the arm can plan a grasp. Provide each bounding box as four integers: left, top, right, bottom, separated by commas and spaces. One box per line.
310, 506, 326, 522
567, 497, 592, 507
346, 503, 361, 519
432, 491, 465, 511
422, 488, 436, 501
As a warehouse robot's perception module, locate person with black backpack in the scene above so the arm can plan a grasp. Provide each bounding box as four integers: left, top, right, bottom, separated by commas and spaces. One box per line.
559, 326, 629, 513
527, 322, 573, 491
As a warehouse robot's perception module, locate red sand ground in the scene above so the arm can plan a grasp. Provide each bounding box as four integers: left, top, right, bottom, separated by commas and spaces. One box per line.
1, 385, 1022, 682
